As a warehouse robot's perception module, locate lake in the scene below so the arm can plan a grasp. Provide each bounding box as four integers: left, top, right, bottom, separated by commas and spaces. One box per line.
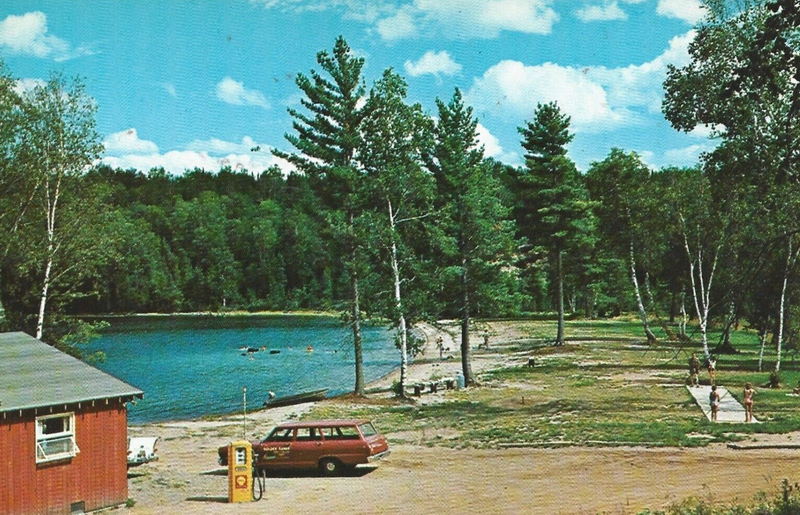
84, 315, 397, 424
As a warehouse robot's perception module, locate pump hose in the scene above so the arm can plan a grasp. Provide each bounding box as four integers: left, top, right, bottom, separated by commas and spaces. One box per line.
253, 467, 266, 501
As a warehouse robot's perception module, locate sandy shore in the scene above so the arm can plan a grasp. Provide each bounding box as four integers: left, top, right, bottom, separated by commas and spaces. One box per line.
123, 322, 800, 514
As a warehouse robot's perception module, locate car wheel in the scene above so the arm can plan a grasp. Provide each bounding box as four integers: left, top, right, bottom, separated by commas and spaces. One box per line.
319, 458, 341, 476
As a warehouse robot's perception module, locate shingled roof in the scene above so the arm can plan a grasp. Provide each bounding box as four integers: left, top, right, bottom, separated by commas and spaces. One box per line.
0, 332, 142, 414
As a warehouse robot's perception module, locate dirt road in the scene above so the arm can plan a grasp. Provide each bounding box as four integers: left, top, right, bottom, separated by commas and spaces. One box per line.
126, 438, 800, 514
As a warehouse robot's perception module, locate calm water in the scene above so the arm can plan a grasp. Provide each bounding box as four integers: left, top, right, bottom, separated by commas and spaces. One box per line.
85, 315, 397, 424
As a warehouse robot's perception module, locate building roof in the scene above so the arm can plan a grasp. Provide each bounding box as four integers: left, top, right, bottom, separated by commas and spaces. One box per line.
0, 332, 143, 414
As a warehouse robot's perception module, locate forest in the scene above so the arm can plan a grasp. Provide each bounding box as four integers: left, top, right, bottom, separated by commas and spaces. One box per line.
0, 1, 798, 392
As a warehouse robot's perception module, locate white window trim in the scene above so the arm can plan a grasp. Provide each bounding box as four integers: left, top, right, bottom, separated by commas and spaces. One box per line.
35, 412, 79, 463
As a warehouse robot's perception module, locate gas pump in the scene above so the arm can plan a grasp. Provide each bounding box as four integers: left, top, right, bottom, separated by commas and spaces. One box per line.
227, 440, 252, 503
227, 440, 266, 502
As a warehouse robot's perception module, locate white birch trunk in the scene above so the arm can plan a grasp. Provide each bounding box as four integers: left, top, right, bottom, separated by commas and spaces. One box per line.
679, 214, 720, 359
757, 327, 767, 373
679, 291, 688, 338
387, 198, 408, 397
775, 237, 794, 373
36, 158, 62, 340
630, 241, 656, 343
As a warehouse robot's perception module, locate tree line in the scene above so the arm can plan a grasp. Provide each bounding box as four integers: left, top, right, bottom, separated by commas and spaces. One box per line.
1, 0, 798, 393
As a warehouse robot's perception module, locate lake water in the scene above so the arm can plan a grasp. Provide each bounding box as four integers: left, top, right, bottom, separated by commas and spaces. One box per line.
85, 315, 397, 424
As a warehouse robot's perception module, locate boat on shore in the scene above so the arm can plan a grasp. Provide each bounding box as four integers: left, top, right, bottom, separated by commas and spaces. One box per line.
263, 388, 329, 408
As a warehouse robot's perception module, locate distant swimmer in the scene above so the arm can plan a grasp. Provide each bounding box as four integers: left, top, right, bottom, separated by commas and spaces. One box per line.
306, 345, 314, 353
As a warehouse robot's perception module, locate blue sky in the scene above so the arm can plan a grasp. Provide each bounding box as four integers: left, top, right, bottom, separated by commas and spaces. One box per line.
0, 0, 717, 174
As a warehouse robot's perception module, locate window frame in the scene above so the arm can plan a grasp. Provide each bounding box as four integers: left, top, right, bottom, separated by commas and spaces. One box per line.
35, 412, 79, 463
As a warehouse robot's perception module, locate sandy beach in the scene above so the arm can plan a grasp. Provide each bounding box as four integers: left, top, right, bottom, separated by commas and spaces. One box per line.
124, 322, 800, 514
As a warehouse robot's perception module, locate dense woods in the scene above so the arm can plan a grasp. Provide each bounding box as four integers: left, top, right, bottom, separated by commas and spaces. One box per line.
2, 0, 800, 388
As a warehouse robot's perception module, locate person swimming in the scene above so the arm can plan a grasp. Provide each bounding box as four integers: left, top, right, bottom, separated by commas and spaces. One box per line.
306, 345, 314, 353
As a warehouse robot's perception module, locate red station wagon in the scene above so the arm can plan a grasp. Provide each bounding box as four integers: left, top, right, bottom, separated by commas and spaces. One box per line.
218, 419, 390, 475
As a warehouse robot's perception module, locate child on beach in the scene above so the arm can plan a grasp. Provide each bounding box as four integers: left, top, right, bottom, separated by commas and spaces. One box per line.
743, 382, 755, 423
709, 385, 721, 422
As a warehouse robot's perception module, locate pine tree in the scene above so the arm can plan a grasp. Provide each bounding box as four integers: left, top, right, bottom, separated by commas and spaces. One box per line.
517, 102, 595, 346
424, 89, 518, 385
274, 37, 370, 395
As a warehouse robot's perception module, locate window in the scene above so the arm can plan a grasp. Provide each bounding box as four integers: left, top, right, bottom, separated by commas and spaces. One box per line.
359, 423, 377, 437
295, 427, 322, 441
334, 426, 361, 440
265, 427, 293, 442
36, 413, 79, 463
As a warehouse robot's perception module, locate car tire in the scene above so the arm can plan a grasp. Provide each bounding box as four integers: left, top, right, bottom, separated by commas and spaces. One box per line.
319, 458, 341, 476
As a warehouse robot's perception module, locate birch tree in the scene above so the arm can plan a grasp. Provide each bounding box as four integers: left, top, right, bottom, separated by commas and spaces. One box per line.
359, 69, 434, 397
586, 149, 659, 343
15, 76, 102, 339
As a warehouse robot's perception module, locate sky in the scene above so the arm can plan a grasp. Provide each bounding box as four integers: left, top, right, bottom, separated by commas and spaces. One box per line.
0, 0, 718, 175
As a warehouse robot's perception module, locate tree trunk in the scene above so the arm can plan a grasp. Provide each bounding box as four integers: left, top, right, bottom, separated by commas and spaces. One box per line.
630, 241, 656, 344
461, 256, 474, 385
35, 250, 53, 340
349, 212, 364, 395
775, 239, 792, 373
679, 291, 688, 339
556, 249, 565, 346
388, 199, 408, 398
757, 327, 767, 372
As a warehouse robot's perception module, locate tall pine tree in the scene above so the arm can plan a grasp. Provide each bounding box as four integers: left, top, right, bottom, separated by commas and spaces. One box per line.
517, 102, 594, 346
424, 89, 518, 385
274, 37, 370, 395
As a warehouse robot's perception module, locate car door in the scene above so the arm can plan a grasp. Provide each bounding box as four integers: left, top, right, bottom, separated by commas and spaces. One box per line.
255, 427, 294, 469
291, 426, 324, 468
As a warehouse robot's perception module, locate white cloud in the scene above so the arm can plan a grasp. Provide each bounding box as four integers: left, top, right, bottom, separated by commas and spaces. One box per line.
377, 8, 418, 40
101, 132, 293, 175
576, 2, 627, 22
466, 30, 695, 133
102, 150, 292, 175
103, 129, 159, 155
656, 0, 705, 24
0, 11, 92, 61
185, 136, 262, 154
404, 50, 462, 77
467, 60, 625, 132
408, 0, 559, 39
663, 143, 709, 165
13, 78, 45, 96
215, 77, 269, 109
255, 0, 559, 40
475, 122, 521, 165
475, 123, 503, 157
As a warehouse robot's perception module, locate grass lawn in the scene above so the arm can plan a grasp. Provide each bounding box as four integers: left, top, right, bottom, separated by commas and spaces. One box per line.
305, 317, 800, 448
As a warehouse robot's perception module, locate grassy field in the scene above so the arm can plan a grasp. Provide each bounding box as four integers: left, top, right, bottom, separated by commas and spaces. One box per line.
305, 318, 800, 448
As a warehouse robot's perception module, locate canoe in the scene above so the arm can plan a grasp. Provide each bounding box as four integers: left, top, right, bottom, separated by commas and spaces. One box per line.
263, 388, 328, 408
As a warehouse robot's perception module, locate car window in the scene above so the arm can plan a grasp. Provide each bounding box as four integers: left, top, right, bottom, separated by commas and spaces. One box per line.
295, 427, 322, 441
332, 425, 361, 440
359, 423, 377, 437
265, 427, 294, 442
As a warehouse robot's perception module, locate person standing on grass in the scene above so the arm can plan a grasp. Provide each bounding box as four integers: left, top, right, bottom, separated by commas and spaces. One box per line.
705, 355, 717, 385
743, 383, 756, 423
688, 353, 700, 386
709, 385, 721, 422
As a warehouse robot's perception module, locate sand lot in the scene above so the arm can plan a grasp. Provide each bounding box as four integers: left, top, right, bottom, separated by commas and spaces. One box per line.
126, 434, 800, 514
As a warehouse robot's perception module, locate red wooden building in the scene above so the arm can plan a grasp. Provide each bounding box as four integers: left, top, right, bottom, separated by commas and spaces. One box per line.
0, 332, 143, 514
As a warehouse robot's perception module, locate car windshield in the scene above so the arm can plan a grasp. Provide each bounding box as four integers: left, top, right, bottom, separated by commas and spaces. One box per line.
359, 423, 377, 437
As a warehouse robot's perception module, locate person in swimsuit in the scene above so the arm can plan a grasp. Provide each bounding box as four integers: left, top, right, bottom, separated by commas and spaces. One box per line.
705, 355, 717, 385
743, 382, 755, 423
709, 385, 721, 422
